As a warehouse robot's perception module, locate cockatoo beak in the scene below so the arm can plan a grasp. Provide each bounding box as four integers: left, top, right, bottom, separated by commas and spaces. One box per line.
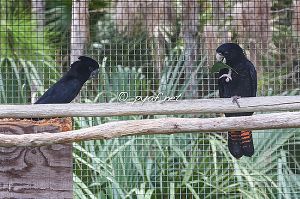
216, 53, 226, 64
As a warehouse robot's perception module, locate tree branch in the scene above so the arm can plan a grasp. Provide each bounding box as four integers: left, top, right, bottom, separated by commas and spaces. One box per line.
0, 111, 299, 147
0, 96, 300, 118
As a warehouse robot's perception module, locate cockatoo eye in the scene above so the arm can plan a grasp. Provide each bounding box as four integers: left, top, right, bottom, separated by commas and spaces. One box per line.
216, 53, 226, 64
216, 53, 224, 61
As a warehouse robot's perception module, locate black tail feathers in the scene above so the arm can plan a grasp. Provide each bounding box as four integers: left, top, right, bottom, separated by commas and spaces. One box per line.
228, 130, 254, 159
228, 131, 243, 159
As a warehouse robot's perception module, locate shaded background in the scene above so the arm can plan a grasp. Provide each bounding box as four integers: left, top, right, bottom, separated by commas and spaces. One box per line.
0, 0, 300, 198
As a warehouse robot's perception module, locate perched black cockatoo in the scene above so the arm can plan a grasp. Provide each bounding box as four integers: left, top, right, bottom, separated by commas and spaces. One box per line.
35, 56, 99, 104
216, 43, 257, 159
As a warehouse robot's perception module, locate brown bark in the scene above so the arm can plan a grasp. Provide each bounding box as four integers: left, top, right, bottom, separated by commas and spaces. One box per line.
31, 0, 45, 28
0, 118, 72, 197
0, 96, 299, 118
293, 1, 300, 34
70, 0, 90, 63
182, 0, 200, 99
0, 112, 299, 147
203, 0, 230, 67
115, 0, 176, 76
232, 0, 272, 77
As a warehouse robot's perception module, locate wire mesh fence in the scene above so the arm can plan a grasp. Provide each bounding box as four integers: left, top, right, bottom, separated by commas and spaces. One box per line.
1, 0, 300, 198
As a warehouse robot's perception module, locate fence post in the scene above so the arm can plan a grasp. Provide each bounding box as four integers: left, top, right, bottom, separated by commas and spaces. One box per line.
0, 118, 73, 198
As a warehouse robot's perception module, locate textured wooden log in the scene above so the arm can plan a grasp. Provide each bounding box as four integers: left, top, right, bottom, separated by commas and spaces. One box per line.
0, 96, 300, 118
0, 118, 72, 198
0, 112, 298, 147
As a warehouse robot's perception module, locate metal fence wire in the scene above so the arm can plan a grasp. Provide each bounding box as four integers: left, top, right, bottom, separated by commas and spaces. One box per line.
1, 0, 300, 198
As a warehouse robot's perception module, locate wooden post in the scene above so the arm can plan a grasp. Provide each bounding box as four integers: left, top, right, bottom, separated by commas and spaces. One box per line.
0, 118, 73, 198
70, 0, 89, 64
182, 0, 200, 99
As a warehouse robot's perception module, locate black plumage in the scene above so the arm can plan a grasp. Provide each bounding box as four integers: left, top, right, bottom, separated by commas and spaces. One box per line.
216, 43, 257, 158
35, 56, 99, 104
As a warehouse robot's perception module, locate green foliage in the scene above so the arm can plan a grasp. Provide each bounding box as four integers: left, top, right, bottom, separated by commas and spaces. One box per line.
159, 47, 207, 97
45, 0, 72, 50
73, 129, 300, 198
92, 22, 150, 71
78, 57, 150, 104
211, 61, 233, 73
45, 0, 110, 54
0, 13, 53, 61
0, 5, 57, 103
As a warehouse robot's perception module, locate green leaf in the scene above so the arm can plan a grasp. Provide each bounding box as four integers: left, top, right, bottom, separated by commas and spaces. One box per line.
211, 61, 232, 73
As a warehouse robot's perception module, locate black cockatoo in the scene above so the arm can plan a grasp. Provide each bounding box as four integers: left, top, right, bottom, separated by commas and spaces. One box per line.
216, 43, 257, 159
35, 56, 99, 104
32, 56, 99, 120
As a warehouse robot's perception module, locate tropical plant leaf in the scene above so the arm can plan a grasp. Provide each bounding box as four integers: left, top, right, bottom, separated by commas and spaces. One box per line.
211, 61, 233, 73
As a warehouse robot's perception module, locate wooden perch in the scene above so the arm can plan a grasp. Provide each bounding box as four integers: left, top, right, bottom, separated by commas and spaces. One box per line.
0, 96, 300, 118
0, 118, 73, 197
0, 111, 299, 147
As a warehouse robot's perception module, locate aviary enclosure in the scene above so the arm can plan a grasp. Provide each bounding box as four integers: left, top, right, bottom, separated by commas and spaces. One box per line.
0, 0, 300, 198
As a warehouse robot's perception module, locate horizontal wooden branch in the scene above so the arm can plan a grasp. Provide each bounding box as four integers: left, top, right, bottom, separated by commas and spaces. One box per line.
0, 111, 299, 147
0, 96, 300, 118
